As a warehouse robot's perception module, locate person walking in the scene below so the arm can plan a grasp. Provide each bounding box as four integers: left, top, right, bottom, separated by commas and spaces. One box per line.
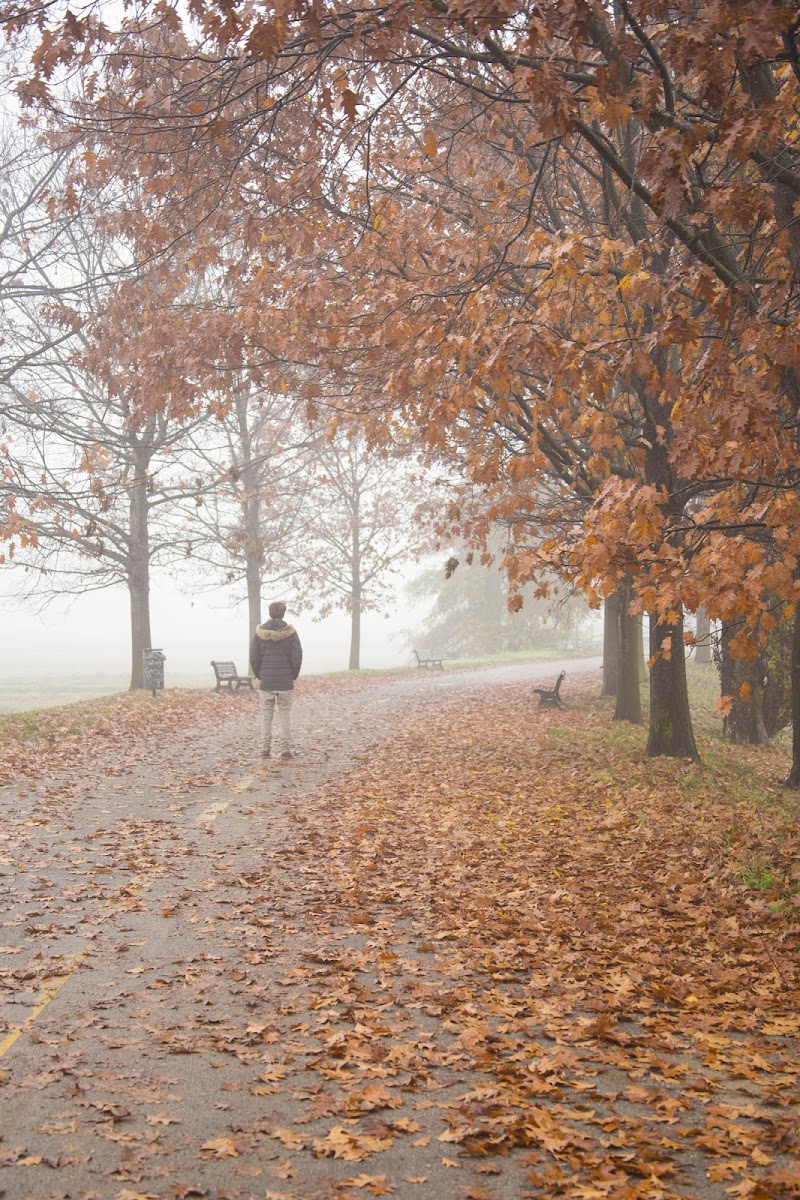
249, 601, 303, 761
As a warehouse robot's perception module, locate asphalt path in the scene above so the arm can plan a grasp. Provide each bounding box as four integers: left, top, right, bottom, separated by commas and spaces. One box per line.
0, 657, 607, 1200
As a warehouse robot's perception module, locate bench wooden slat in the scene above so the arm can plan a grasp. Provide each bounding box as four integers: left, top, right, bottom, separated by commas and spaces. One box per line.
211, 660, 255, 692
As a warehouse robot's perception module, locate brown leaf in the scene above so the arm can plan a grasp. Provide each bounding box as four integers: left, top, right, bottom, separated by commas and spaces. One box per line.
199, 1136, 238, 1159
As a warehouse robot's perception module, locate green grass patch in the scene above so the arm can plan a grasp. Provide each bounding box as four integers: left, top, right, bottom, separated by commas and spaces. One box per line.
306, 665, 413, 681
445, 646, 600, 668
544, 665, 800, 916
736, 860, 782, 890
0, 676, 127, 714
0, 688, 159, 746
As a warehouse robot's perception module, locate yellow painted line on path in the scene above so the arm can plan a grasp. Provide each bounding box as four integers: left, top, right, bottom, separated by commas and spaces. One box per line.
1, 771, 258, 1058
0, 951, 88, 1059
1, 857, 165, 1059
232, 775, 257, 792
196, 776, 255, 826
197, 800, 231, 827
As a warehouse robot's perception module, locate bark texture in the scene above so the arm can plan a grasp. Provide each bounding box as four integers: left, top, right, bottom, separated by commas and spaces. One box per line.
695, 608, 712, 664
719, 621, 770, 746
614, 577, 642, 724
785, 602, 800, 787
128, 448, 152, 690
602, 592, 620, 697
646, 612, 699, 761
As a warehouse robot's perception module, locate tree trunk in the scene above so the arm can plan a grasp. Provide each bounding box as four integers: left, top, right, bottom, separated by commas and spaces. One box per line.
638, 341, 698, 760
348, 484, 362, 670
637, 614, 647, 682
785, 601, 800, 786
719, 621, 770, 746
128, 451, 152, 690
129, 576, 152, 690
646, 610, 699, 760
762, 604, 792, 738
614, 577, 642, 723
696, 607, 712, 664
238, 388, 264, 666
349, 590, 361, 671
245, 552, 262, 668
603, 591, 620, 696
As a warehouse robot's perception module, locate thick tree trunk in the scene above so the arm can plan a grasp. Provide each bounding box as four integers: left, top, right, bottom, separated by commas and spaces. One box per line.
128, 452, 152, 691
741, 64, 800, 781
614, 577, 642, 723
129, 576, 152, 690
646, 610, 699, 760
245, 552, 262, 664
695, 607, 712, 664
349, 591, 361, 671
348, 487, 362, 670
238, 389, 264, 666
602, 591, 620, 696
719, 621, 770, 746
638, 344, 698, 760
637, 614, 647, 682
785, 602, 800, 786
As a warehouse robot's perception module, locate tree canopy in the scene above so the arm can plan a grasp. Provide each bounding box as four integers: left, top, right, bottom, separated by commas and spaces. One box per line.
4, 0, 800, 761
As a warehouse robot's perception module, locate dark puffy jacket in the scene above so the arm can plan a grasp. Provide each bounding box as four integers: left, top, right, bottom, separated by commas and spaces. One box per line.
249, 620, 303, 691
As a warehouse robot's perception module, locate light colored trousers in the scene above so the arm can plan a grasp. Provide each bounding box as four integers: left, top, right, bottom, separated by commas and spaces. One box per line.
259, 689, 293, 754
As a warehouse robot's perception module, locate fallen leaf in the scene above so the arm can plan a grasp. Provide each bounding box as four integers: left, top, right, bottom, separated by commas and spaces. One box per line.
199, 1136, 238, 1159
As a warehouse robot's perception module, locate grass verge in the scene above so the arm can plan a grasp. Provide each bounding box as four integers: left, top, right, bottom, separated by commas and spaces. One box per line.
4, 656, 798, 915
551, 664, 800, 917
0, 646, 599, 728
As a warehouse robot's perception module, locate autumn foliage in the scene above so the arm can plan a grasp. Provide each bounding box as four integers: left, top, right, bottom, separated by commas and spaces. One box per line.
4, 0, 800, 762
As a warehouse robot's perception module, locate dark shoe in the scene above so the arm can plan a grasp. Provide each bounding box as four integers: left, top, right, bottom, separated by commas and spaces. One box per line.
281, 751, 293, 760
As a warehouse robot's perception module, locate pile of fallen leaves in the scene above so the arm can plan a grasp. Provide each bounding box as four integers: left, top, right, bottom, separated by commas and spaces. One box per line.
1, 671, 798, 1200
308, 682, 800, 1197
0, 689, 236, 788
0, 673, 389, 788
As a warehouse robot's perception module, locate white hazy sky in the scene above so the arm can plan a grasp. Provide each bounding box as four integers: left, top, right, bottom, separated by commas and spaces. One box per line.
1, 569, 417, 685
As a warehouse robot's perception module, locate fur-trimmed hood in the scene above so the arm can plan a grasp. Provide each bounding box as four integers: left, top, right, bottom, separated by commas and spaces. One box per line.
255, 622, 297, 642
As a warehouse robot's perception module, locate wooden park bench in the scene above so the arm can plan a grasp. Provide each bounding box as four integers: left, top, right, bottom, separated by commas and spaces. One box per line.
413, 647, 447, 670
533, 670, 567, 710
211, 660, 255, 693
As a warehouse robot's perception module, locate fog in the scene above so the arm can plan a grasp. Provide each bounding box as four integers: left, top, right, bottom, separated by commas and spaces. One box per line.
1, 570, 416, 709
1, 560, 601, 713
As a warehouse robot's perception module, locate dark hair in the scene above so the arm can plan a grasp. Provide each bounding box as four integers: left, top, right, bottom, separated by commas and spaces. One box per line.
268, 601, 287, 619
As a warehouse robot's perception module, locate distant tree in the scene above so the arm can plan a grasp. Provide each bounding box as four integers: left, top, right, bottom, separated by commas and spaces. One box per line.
3, 368, 212, 688
0, 120, 86, 555
289, 431, 425, 670
717, 608, 792, 745
602, 595, 619, 698
408, 539, 593, 660
0, 213, 213, 688
695, 609, 712, 665
602, 583, 645, 722
174, 381, 315, 657
613, 575, 642, 725
763, 614, 793, 741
